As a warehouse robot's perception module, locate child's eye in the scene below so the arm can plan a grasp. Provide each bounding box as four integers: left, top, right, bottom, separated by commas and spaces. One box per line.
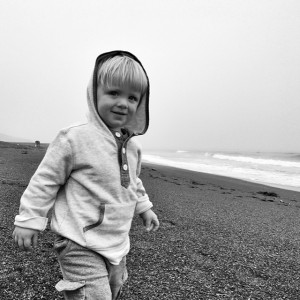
109, 91, 118, 97
129, 96, 139, 102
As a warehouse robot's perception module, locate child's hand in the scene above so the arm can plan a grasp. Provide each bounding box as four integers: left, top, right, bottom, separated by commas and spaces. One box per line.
12, 226, 39, 251
140, 209, 159, 232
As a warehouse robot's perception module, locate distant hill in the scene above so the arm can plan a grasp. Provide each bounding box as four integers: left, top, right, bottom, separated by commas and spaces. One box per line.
0, 133, 32, 143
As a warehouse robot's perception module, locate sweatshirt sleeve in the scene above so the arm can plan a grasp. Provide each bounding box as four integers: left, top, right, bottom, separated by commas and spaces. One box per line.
14, 130, 73, 231
134, 147, 153, 215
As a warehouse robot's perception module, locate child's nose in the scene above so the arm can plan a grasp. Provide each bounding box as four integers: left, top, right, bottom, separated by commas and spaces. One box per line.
117, 97, 128, 108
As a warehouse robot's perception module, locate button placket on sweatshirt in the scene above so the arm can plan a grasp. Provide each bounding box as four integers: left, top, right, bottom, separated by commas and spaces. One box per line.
113, 131, 131, 188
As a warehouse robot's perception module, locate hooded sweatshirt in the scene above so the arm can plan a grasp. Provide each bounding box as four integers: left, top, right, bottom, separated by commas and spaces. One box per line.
14, 50, 153, 265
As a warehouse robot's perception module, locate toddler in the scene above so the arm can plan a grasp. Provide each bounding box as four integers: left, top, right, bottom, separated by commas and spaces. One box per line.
13, 50, 159, 299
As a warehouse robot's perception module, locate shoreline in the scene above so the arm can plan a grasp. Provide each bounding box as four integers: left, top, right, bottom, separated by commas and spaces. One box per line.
142, 150, 300, 193
142, 162, 300, 197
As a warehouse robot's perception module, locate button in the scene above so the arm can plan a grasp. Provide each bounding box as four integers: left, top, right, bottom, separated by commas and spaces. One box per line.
123, 164, 128, 171
115, 132, 121, 138
122, 148, 126, 154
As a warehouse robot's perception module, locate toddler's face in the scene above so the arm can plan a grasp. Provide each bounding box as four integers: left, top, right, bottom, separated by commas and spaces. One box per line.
97, 84, 141, 131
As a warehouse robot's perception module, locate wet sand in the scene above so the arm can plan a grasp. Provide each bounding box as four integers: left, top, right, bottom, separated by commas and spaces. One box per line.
127, 163, 300, 299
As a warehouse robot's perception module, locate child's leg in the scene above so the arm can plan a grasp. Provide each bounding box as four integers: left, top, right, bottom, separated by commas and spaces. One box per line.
104, 256, 128, 300
54, 235, 111, 300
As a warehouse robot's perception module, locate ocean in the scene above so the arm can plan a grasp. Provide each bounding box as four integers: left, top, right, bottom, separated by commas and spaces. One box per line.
142, 150, 300, 192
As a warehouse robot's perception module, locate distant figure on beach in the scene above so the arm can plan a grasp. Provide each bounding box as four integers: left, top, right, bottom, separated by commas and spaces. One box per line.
34, 140, 40, 148
13, 50, 159, 299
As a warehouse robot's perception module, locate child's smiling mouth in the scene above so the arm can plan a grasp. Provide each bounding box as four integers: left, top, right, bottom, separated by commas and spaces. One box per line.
112, 111, 127, 116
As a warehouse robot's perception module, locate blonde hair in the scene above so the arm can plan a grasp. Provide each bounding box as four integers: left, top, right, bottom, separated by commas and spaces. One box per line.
97, 56, 148, 95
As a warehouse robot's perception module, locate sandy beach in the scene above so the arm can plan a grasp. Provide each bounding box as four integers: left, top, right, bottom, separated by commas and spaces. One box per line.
1, 143, 300, 299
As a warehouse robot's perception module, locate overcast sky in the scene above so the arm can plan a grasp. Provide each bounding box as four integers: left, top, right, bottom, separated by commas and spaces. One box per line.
0, 0, 299, 152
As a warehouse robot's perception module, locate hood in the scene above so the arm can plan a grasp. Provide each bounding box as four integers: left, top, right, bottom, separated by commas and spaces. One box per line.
87, 50, 150, 137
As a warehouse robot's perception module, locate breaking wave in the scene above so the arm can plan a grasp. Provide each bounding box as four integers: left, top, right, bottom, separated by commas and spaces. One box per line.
213, 154, 300, 168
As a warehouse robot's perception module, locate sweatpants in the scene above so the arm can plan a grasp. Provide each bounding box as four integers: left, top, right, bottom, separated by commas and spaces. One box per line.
54, 235, 128, 300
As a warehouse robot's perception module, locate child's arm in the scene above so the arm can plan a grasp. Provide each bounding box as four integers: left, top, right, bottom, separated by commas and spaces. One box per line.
134, 146, 159, 232
13, 130, 73, 249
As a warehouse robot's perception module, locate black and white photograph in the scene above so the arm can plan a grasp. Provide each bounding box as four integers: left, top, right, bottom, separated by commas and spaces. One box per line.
0, 1, 300, 299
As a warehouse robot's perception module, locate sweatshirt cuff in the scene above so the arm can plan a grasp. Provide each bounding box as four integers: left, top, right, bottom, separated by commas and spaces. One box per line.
14, 215, 48, 231
135, 195, 153, 215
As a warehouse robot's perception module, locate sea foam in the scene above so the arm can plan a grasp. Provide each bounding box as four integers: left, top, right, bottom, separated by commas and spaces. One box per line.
213, 153, 300, 168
